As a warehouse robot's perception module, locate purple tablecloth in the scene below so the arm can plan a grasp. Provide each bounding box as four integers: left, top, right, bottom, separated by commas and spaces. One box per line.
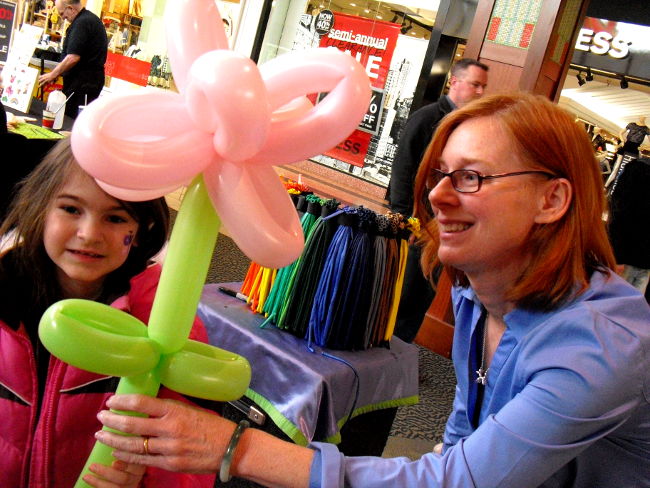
198, 283, 419, 445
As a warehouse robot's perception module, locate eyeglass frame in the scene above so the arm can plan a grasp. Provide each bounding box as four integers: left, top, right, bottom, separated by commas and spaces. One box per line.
426, 168, 557, 194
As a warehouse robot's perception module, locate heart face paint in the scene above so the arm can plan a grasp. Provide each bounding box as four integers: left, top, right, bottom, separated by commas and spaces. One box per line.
123, 232, 134, 246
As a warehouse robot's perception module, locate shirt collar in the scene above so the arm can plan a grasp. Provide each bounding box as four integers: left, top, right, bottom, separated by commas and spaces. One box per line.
455, 270, 615, 337
444, 94, 457, 110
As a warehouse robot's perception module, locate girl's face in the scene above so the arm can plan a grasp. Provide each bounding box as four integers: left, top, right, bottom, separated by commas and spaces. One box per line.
43, 169, 139, 299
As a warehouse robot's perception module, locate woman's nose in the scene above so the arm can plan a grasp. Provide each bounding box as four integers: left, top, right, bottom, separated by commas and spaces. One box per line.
428, 174, 458, 210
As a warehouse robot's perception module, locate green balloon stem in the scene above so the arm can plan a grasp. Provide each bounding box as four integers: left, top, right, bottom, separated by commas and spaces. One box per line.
75, 176, 221, 486
148, 175, 221, 353
74, 371, 161, 488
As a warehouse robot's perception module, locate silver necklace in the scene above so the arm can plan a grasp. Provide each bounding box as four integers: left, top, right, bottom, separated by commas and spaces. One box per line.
476, 314, 489, 386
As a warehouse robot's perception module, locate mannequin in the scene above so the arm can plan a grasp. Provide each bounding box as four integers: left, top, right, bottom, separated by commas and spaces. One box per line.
618, 116, 649, 157
591, 127, 608, 152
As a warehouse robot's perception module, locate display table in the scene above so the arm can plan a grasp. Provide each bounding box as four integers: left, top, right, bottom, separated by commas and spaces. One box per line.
198, 283, 419, 447
5, 97, 74, 134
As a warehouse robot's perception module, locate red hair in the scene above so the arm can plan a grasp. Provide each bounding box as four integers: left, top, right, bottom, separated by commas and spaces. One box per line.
414, 92, 616, 310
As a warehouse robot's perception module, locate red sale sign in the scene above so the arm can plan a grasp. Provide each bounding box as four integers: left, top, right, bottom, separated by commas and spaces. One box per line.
105, 51, 151, 87
318, 12, 400, 167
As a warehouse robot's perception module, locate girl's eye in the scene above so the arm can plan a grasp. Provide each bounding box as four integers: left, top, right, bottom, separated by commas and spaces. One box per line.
107, 215, 129, 224
61, 205, 80, 215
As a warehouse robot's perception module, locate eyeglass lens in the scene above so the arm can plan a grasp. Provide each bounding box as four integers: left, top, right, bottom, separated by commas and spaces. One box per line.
427, 170, 480, 192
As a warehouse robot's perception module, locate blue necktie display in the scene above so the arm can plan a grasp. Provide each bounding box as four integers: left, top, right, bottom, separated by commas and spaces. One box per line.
239, 187, 416, 350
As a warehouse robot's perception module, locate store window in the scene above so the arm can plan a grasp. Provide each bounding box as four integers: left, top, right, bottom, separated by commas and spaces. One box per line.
257, 0, 437, 187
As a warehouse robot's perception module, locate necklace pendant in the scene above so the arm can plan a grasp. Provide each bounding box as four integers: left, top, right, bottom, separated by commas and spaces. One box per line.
476, 368, 488, 385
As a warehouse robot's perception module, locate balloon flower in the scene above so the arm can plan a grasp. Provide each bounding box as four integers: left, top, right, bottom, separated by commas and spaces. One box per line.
38, 0, 370, 485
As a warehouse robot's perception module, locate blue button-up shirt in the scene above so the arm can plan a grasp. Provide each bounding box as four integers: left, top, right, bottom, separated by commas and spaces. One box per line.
309, 271, 650, 487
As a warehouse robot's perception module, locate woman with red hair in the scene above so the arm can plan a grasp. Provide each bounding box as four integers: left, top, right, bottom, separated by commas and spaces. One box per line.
92, 93, 650, 487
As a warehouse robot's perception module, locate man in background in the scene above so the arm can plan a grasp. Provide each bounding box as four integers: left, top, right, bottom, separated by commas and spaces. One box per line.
608, 155, 650, 299
388, 58, 489, 343
38, 0, 107, 118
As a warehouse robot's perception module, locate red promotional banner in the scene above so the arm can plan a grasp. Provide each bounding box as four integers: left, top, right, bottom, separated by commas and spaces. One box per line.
318, 12, 400, 167
105, 51, 151, 87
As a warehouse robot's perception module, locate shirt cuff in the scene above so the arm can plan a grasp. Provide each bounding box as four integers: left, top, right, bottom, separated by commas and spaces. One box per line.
308, 442, 344, 488
308, 448, 323, 488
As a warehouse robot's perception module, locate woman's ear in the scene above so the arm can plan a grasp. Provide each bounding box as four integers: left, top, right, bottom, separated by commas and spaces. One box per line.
534, 178, 572, 224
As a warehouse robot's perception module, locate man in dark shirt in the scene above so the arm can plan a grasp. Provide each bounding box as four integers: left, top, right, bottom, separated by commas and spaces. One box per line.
388, 58, 489, 342
608, 156, 650, 297
38, 0, 107, 118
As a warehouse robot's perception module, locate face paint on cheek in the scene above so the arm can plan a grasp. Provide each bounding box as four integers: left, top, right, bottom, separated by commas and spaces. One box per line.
123, 231, 134, 247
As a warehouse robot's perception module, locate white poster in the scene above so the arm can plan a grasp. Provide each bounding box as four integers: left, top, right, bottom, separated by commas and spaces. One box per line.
6, 23, 43, 66
1, 62, 39, 113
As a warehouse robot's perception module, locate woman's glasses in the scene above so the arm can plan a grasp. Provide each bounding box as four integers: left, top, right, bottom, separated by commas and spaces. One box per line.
426, 169, 556, 194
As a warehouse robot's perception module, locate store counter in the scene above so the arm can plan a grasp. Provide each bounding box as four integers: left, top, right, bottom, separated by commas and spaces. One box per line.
198, 283, 419, 449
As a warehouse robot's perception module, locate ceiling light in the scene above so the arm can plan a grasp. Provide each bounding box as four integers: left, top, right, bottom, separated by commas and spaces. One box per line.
585, 68, 593, 82
576, 72, 586, 86
620, 76, 629, 89
376, 14, 383, 19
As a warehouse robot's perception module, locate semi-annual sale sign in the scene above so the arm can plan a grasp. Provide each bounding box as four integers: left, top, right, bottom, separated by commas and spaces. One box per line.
318, 12, 400, 167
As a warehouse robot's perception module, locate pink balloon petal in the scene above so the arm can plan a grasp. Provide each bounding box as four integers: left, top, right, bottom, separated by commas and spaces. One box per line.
186, 51, 271, 161
96, 180, 182, 202
250, 49, 371, 165
165, 0, 229, 92
203, 162, 304, 269
71, 92, 214, 190
271, 96, 314, 123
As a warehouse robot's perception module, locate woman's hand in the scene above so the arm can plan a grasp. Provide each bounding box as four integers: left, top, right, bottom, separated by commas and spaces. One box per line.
95, 394, 234, 474
82, 460, 145, 488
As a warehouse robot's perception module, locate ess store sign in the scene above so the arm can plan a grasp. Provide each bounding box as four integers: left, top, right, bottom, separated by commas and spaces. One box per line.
575, 28, 630, 59
317, 12, 400, 168
572, 17, 650, 79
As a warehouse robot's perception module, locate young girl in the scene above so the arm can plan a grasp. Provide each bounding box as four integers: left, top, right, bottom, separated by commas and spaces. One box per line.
0, 138, 216, 487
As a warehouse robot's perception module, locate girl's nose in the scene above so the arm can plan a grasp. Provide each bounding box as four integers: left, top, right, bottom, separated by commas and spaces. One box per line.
77, 216, 102, 241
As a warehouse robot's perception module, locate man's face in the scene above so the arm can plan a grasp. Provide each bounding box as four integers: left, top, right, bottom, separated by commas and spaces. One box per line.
55, 0, 73, 22
449, 65, 488, 108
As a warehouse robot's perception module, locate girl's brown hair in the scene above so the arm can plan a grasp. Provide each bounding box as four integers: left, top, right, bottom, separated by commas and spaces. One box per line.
414, 92, 616, 310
